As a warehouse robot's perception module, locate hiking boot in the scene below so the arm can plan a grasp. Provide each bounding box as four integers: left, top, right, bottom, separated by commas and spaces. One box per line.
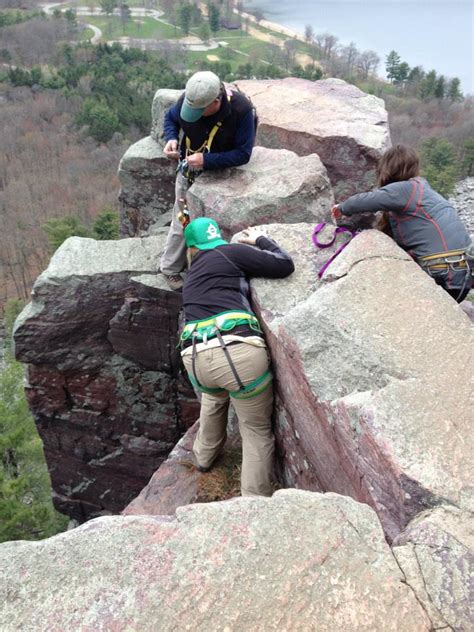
196, 464, 211, 473
163, 273, 183, 291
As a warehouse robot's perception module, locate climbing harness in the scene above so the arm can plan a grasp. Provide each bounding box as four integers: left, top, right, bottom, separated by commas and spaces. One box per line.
181, 310, 263, 345
181, 310, 272, 400
312, 222, 359, 277
418, 246, 474, 301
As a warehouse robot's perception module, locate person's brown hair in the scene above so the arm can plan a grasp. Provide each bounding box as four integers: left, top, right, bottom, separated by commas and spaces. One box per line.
376, 144, 420, 187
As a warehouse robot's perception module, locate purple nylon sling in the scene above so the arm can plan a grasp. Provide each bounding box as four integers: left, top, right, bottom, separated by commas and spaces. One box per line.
312, 223, 358, 278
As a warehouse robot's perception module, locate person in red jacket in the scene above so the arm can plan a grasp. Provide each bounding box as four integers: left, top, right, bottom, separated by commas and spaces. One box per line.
333, 144, 472, 302
179, 217, 294, 497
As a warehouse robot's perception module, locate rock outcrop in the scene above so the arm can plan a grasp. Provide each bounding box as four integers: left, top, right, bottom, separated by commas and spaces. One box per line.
0, 490, 430, 631
119, 142, 334, 238
118, 136, 176, 237
235, 78, 390, 198
248, 224, 473, 541
393, 504, 474, 630
13, 234, 199, 521
119, 78, 390, 234
8, 76, 473, 629
186, 146, 333, 237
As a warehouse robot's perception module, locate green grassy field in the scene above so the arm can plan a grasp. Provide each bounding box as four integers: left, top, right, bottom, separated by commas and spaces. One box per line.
79, 15, 178, 40
78, 25, 95, 41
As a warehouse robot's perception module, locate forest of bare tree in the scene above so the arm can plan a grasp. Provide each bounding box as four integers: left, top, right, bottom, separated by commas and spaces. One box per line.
0, 87, 128, 306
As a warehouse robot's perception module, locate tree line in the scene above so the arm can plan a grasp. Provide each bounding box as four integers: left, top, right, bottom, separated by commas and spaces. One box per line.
385, 50, 462, 101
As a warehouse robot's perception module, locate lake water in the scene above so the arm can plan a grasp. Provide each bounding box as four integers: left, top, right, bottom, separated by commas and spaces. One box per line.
245, 0, 474, 94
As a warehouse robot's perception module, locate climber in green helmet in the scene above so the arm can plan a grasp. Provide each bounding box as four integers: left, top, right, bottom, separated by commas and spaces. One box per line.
180, 217, 294, 497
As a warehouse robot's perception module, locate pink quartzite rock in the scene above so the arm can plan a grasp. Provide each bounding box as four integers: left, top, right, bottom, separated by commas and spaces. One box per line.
13, 234, 199, 522
123, 421, 201, 516
393, 505, 474, 631
235, 77, 391, 199
186, 145, 334, 237
247, 223, 473, 541
0, 490, 430, 631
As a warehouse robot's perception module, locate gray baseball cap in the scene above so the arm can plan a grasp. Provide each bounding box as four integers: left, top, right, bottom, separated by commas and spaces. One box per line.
180, 71, 221, 122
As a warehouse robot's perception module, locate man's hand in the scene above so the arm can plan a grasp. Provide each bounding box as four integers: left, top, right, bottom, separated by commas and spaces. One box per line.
186, 153, 204, 170
332, 204, 343, 221
238, 226, 267, 245
164, 139, 179, 160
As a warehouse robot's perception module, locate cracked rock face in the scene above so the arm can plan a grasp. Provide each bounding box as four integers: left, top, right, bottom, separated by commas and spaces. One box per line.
13, 234, 199, 521
235, 77, 391, 199
393, 504, 474, 631
0, 490, 430, 631
248, 223, 473, 541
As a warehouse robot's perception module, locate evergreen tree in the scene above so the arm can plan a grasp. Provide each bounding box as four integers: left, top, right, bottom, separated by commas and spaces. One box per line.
177, 2, 192, 35
447, 77, 462, 101
42, 216, 90, 252
0, 300, 68, 544
394, 61, 410, 86
78, 99, 120, 143
92, 209, 119, 239
100, 0, 117, 17
198, 21, 211, 42
420, 69, 437, 99
385, 50, 400, 83
420, 137, 459, 197
208, 2, 220, 33
434, 75, 446, 99
461, 139, 474, 177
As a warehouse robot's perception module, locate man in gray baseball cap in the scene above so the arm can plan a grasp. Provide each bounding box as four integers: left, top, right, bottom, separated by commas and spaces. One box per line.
180, 71, 222, 122
160, 71, 257, 290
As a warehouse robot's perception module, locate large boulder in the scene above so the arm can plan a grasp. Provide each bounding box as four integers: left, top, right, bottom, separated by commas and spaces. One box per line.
246, 223, 473, 541
119, 143, 334, 237
234, 77, 390, 199
393, 505, 474, 631
0, 490, 430, 631
186, 146, 334, 237
13, 234, 199, 521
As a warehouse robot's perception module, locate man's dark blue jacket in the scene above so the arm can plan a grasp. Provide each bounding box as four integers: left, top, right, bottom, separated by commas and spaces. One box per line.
163, 89, 256, 171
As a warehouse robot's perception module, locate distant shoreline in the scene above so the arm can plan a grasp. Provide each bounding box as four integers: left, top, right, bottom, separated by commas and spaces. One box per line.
234, 8, 306, 43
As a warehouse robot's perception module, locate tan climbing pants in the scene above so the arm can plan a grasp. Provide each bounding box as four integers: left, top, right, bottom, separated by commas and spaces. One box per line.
160, 172, 192, 275
182, 342, 274, 497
